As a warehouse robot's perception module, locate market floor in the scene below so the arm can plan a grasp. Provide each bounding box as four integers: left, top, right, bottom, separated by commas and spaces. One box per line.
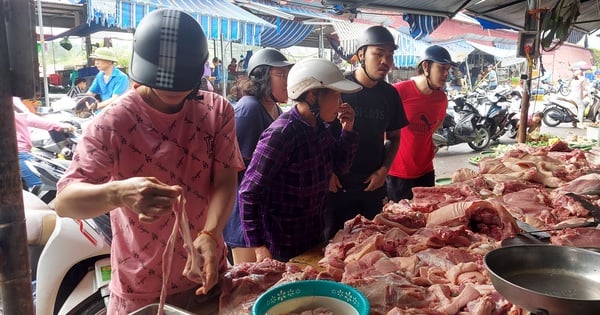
433, 124, 589, 179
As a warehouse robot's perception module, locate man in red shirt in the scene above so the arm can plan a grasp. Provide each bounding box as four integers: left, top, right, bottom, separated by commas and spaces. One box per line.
387, 45, 457, 201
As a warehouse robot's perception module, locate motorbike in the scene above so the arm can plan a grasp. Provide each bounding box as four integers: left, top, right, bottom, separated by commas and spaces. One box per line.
23, 153, 69, 204
542, 95, 579, 127
433, 95, 491, 152
542, 84, 597, 127
477, 87, 521, 141
24, 189, 112, 315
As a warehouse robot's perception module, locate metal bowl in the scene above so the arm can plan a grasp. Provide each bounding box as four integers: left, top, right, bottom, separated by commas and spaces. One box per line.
484, 245, 600, 315
129, 303, 194, 315
252, 280, 369, 315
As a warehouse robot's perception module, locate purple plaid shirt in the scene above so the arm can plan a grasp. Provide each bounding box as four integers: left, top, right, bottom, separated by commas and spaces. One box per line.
239, 106, 358, 261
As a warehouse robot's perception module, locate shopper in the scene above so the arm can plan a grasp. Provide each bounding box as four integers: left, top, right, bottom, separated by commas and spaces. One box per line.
239, 58, 361, 262
223, 48, 294, 264
325, 25, 408, 239
387, 45, 458, 201
54, 9, 244, 314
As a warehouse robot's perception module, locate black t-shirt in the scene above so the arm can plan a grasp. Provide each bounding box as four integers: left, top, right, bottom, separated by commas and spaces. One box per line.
331, 73, 408, 188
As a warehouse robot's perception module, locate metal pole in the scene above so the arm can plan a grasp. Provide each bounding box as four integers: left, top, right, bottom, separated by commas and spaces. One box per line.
36, 0, 50, 108
518, 0, 540, 143
318, 26, 324, 58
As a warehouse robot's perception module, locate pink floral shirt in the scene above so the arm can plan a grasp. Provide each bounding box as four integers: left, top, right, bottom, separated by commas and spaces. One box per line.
57, 89, 243, 301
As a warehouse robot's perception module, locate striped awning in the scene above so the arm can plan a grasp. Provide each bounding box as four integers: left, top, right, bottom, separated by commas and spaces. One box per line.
402, 13, 445, 40
75, 0, 274, 45
248, 0, 331, 20
260, 17, 314, 49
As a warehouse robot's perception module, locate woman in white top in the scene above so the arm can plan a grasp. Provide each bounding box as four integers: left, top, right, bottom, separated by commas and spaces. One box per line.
569, 69, 588, 128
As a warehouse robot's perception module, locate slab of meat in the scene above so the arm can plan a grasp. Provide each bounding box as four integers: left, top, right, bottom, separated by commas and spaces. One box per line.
550, 226, 600, 247
219, 259, 288, 314
426, 200, 518, 240
556, 173, 600, 195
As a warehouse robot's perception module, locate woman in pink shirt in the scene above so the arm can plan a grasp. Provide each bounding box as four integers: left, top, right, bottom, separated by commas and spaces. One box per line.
54, 10, 244, 314
13, 97, 73, 188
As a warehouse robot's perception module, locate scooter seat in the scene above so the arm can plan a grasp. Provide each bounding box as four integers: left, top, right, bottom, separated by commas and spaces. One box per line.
23, 190, 56, 246
553, 95, 578, 107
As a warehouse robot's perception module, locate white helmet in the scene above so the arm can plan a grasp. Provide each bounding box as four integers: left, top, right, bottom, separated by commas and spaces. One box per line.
287, 58, 362, 100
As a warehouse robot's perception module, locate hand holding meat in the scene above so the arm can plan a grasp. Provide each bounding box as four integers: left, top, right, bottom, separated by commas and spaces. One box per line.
187, 232, 219, 295
118, 177, 181, 223
255, 246, 272, 262
337, 102, 355, 131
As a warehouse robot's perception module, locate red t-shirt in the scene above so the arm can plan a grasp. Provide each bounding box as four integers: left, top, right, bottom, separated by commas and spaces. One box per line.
390, 80, 448, 178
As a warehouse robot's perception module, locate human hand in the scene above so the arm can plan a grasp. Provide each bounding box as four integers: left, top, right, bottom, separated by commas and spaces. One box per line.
118, 177, 181, 223
188, 231, 219, 295
255, 246, 272, 262
363, 166, 388, 191
329, 173, 342, 193
337, 103, 355, 131
61, 124, 75, 133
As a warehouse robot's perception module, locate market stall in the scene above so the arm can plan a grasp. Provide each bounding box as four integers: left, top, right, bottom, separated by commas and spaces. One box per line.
215, 138, 600, 314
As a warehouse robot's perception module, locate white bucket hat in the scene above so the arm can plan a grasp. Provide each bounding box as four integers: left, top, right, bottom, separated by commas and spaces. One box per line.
287, 58, 362, 99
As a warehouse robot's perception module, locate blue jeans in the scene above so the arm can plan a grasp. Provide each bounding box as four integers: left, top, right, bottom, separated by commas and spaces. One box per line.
19, 152, 42, 188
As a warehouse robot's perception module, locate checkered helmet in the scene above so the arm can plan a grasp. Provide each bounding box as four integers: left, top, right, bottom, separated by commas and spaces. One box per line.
130, 9, 209, 91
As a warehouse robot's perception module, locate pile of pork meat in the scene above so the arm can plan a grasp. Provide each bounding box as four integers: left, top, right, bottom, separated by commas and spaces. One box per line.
220, 140, 600, 315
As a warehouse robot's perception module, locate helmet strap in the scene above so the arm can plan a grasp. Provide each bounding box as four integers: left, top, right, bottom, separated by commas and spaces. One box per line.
424, 62, 444, 91
359, 47, 378, 83
187, 81, 204, 101
306, 94, 325, 128
269, 93, 279, 104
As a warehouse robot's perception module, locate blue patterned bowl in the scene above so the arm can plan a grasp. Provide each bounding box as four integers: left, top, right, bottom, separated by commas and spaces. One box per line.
252, 280, 369, 315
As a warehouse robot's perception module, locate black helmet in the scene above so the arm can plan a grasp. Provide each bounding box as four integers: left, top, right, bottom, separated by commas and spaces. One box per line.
246, 48, 294, 77
356, 26, 398, 52
418, 45, 457, 67
129, 9, 208, 91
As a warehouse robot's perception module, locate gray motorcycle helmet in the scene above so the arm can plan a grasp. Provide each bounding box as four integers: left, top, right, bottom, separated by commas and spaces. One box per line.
246, 48, 294, 78
129, 9, 208, 91
355, 25, 398, 52
418, 45, 458, 68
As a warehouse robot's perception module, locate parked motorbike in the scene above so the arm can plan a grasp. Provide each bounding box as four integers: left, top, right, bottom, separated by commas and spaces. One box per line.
478, 87, 521, 141
23, 153, 69, 203
433, 95, 491, 152
542, 90, 596, 127
542, 96, 578, 127
24, 189, 112, 315
583, 80, 600, 122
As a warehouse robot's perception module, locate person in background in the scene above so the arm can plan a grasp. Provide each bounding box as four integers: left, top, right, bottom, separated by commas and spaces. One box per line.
211, 57, 224, 94
386, 45, 457, 201
223, 48, 294, 264
519, 111, 544, 141
325, 25, 408, 240
239, 58, 361, 262
87, 47, 130, 113
487, 64, 498, 90
200, 60, 214, 92
237, 58, 245, 73
227, 58, 238, 82
67, 77, 88, 98
53, 9, 244, 314
13, 96, 74, 189
569, 68, 588, 129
